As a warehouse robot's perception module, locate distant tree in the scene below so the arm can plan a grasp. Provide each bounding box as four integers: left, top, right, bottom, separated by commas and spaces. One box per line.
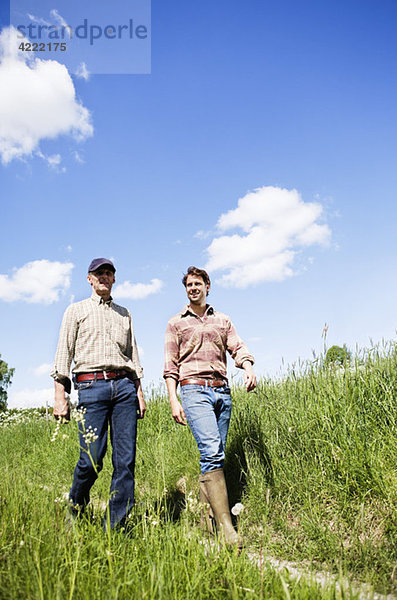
325, 345, 351, 367
0, 355, 14, 411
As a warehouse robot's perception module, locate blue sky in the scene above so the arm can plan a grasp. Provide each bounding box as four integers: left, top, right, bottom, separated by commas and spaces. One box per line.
1, 0, 396, 408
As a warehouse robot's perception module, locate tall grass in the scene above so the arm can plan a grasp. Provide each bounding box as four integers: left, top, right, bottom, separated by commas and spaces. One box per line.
0, 342, 396, 599
227, 343, 397, 590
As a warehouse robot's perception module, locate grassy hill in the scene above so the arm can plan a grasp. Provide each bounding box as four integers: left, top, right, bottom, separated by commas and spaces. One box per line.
0, 344, 396, 599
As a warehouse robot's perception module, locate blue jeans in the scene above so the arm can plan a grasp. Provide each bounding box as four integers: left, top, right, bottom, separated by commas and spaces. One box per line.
70, 375, 139, 528
180, 384, 232, 474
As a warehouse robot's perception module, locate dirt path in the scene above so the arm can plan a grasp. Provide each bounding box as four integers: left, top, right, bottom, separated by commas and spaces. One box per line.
246, 551, 397, 600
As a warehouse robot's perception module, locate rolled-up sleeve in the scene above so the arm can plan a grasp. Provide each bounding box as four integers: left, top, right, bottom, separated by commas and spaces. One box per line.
226, 318, 255, 368
163, 321, 179, 381
130, 314, 144, 380
50, 305, 79, 390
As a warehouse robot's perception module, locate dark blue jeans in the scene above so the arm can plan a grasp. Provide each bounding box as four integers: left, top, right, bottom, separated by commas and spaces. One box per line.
70, 375, 139, 529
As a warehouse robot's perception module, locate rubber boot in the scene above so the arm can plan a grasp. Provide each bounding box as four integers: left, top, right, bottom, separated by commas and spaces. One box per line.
200, 468, 240, 546
199, 476, 215, 535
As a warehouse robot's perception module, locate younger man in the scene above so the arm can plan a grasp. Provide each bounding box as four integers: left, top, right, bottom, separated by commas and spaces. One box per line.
164, 266, 256, 545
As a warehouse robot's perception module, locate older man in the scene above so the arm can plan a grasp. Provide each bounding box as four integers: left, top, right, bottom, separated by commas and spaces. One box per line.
52, 258, 145, 529
164, 266, 256, 545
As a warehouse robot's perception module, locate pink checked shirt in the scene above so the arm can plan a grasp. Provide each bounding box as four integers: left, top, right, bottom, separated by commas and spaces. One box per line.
163, 305, 254, 382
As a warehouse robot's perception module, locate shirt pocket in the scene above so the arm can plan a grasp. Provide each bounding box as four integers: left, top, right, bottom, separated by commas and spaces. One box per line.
179, 325, 200, 345
207, 325, 227, 349
112, 316, 131, 350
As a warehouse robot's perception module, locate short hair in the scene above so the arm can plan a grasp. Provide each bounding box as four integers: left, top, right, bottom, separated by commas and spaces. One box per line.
182, 266, 211, 288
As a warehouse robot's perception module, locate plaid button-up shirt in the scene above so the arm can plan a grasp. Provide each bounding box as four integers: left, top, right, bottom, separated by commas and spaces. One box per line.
51, 292, 143, 385
163, 304, 254, 382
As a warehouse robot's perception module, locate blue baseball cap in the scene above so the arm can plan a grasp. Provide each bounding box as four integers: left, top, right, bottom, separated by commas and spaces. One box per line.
88, 258, 116, 273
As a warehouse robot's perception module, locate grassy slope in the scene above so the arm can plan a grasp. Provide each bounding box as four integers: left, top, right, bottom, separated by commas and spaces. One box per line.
0, 345, 396, 599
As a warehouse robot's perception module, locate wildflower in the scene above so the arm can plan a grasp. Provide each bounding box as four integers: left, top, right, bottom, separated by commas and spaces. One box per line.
184, 491, 200, 514
19, 540, 25, 547
231, 502, 245, 516
83, 425, 98, 445
51, 420, 61, 442
71, 407, 87, 423
62, 434, 69, 440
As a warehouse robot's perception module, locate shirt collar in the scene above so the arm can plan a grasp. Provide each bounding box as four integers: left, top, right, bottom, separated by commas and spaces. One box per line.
91, 291, 113, 306
180, 304, 214, 318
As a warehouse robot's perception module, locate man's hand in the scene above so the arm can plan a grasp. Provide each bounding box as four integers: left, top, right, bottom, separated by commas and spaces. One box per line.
137, 395, 146, 419
54, 381, 70, 421
170, 398, 187, 426
134, 379, 146, 419
242, 361, 257, 392
165, 377, 187, 425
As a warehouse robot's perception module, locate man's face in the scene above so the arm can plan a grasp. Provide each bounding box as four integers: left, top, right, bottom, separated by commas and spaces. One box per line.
185, 274, 209, 306
87, 267, 115, 298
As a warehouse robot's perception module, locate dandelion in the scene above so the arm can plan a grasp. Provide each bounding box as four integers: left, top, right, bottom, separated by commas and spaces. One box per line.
231, 502, 245, 516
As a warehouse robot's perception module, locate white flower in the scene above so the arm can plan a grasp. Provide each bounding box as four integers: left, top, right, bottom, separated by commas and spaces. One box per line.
71, 407, 87, 423
231, 502, 245, 516
83, 425, 98, 445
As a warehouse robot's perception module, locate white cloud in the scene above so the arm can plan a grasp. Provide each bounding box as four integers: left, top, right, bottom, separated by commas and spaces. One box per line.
8, 387, 53, 409
0, 26, 93, 164
75, 62, 90, 81
36, 150, 66, 172
31, 363, 53, 377
113, 278, 164, 300
0, 259, 74, 304
50, 9, 70, 29
205, 186, 331, 288
194, 230, 211, 240
73, 151, 84, 164
27, 14, 51, 26
46, 153, 61, 167
8, 386, 78, 409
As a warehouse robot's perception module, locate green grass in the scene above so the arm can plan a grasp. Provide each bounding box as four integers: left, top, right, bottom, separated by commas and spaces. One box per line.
0, 342, 396, 599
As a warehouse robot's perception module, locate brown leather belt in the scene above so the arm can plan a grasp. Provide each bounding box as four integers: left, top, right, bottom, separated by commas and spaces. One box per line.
76, 370, 128, 382
179, 378, 227, 388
